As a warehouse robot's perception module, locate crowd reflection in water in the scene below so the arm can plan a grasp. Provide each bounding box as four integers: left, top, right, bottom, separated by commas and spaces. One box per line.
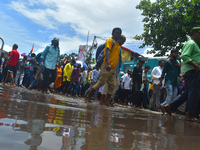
0, 87, 200, 149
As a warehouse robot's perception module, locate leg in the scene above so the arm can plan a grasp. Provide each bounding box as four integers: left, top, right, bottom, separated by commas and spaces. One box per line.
14, 71, 20, 86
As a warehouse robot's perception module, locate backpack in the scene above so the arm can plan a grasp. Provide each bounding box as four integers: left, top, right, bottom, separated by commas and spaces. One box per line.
96, 39, 115, 67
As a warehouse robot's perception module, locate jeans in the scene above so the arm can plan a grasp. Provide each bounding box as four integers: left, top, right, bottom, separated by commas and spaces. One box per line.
162, 84, 177, 106
26, 70, 34, 86
30, 78, 42, 88
15, 71, 24, 85
67, 81, 79, 95
43, 67, 57, 89
169, 69, 200, 117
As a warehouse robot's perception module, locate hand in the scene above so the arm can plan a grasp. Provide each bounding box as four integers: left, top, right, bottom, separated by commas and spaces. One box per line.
195, 66, 200, 73
158, 81, 162, 87
40, 62, 43, 66
131, 82, 133, 86
106, 64, 111, 71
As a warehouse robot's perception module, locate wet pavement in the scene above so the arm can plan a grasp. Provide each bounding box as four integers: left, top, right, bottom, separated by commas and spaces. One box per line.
0, 85, 200, 150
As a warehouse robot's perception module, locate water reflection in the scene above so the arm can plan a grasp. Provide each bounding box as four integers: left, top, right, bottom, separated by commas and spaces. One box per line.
0, 86, 200, 150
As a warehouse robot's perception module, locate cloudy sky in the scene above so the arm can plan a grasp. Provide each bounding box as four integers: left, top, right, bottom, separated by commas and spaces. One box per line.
0, 0, 156, 57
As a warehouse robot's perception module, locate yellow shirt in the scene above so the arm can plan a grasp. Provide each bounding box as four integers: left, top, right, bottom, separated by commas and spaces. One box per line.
63, 63, 74, 82
103, 38, 120, 69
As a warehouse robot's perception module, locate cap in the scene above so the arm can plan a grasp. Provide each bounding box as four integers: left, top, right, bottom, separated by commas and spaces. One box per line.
190, 27, 200, 36
120, 72, 124, 75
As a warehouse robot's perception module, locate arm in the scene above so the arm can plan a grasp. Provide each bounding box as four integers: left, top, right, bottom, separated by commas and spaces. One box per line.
105, 48, 111, 71
41, 46, 50, 65
181, 42, 200, 73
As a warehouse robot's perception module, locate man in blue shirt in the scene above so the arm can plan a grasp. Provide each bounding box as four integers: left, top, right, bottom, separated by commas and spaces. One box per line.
41, 38, 60, 93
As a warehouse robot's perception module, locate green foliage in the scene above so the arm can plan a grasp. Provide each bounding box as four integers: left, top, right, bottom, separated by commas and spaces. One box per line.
59, 52, 78, 64
135, 0, 200, 56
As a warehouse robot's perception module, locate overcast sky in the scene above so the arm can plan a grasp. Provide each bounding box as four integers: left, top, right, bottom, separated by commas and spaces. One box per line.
0, 0, 156, 57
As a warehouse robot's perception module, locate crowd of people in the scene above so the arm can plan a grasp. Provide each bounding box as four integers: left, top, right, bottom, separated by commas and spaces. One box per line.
1, 27, 200, 122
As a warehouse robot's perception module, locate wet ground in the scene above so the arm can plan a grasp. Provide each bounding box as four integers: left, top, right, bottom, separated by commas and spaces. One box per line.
0, 85, 200, 150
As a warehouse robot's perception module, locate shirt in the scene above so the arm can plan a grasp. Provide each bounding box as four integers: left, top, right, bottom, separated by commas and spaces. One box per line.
122, 73, 131, 90
17, 59, 27, 73
91, 69, 100, 83
161, 58, 180, 86
181, 39, 200, 75
71, 67, 80, 82
63, 63, 74, 82
41, 44, 60, 70
151, 66, 163, 85
103, 38, 120, 69
8, 50, 20, 66
132, 66, 143, 85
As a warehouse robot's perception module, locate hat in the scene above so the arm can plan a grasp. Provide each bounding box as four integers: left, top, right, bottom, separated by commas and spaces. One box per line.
190, 27, 200, 36
120, 72, 124, 75
52, 37, 59, 41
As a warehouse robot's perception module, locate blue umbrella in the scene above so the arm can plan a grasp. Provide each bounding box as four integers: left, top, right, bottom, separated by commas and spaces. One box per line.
75, 60, 88, 68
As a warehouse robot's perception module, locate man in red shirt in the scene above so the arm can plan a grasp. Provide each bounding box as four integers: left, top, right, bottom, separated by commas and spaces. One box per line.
2, 44, 20, 87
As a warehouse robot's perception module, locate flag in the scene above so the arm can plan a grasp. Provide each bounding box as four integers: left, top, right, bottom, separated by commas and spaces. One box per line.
29, 44, 34, 54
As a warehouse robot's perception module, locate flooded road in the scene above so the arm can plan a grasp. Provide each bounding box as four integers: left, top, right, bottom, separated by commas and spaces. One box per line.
0, 85, 200, 150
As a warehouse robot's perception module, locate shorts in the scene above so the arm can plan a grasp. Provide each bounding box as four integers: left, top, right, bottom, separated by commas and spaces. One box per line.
7, 64, 16, 73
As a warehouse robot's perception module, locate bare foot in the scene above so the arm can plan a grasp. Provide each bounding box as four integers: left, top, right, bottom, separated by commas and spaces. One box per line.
85, 97, 91, 103
11, 84, 15, 87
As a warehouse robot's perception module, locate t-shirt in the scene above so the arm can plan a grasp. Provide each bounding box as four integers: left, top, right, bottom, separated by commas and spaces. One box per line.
63, 63, 74, 82
30, 57, 37, 71
103, 38, 120, 70
17, 59, 27, 73
8, 50, 20, 66
122, 73, 131, 90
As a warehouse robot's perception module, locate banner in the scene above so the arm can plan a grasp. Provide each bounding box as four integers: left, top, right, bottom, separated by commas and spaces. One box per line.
121, 48, 131, 61
77, 45, 88, 62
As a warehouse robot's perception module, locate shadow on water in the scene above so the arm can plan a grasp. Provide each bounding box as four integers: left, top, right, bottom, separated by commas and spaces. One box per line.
0, 85, 200, 150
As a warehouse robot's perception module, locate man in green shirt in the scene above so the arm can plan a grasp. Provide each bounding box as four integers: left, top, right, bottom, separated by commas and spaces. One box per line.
164, 27, 200, 122
159, 49, 180, 108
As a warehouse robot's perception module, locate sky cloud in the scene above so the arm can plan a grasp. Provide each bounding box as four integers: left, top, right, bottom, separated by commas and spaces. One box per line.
0, 0, 153, 56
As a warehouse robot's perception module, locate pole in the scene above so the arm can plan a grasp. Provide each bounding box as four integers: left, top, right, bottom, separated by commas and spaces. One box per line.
86, 31, 90, 46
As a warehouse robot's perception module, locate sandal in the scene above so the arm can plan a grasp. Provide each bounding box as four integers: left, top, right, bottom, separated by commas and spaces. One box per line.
160, 104, 165, 115
164, 105, 174, 117
186, 117, 200, 123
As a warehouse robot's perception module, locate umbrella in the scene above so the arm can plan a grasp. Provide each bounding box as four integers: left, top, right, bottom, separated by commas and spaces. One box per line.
75, 60, 88, 68
21, 53, 28, 57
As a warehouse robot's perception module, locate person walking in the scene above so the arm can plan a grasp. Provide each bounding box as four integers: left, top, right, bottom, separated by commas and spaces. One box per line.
121, 69, 131, 105
59, 60, 75, 94
85, 27, 122, 106
2, 44, 20, 87
41, 38, 60, 93
149, 60, 165, 111
159, 50, 181, 112
164, 27, 200, 121
66, 63, 81, 97
131, 59, 145, 107
15, 55, 29, 87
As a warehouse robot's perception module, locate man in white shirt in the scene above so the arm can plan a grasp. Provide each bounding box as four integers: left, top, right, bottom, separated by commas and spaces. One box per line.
149, 60, 165, 110
121, 69, 132, 105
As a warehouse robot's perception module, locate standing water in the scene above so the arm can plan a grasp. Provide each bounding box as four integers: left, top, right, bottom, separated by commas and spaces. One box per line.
0, 85, 200, 150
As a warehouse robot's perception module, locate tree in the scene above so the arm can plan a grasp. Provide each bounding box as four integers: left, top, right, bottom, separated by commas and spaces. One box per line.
135, 0, 200, 56
59, 52, 78, 64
